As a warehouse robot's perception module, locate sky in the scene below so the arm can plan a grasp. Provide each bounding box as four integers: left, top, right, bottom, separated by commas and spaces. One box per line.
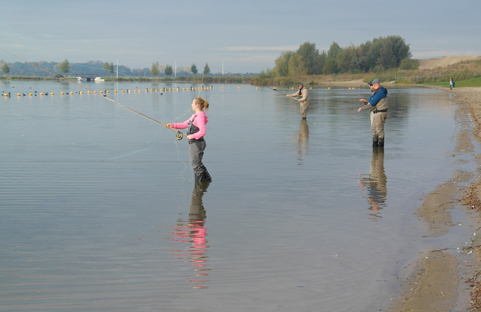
1, 0, 480, 73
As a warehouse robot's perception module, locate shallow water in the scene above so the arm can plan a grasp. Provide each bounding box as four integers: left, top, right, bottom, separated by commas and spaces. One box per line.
0, 80, 463, 311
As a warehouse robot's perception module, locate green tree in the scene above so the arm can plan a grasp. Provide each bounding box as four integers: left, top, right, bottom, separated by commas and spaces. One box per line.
335, 49, 348, 72
350, 56, 362, 71
399, 58, 419, 70
411, 60, 419, 70
327, 42, 341, 60
269, 35, 412, 75
399, 58, 411, 70
317, 50, 327, 74
59, 59, 70, 76
272, 51, 294, 77
191, 63, 198, 75
2, 63, 10, 75
373, 64, 384, 73
387, 35, 411, 67
103, 62, 110, 72
359, 41, 372, 71
379, 40, 397, 70
203, 62, 210, 75
365, 38, 384, 70
322, 58, 338, 75
103, 62, 114, 75
340, 45, 360, 72
151, 62, 160, 76
296, 42, 321, 75
364, 36, 411, 71
164, 64, 173, 76
288, 54, 306, 75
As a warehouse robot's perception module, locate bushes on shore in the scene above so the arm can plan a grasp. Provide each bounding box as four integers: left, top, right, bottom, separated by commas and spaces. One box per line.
270, 36, 412, 78
251, 58, 481, 87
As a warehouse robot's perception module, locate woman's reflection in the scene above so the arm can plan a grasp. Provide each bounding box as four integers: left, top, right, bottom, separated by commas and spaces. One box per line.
297, 119, 309, 165
358, 149, 387, 219
170, 182, 210, 288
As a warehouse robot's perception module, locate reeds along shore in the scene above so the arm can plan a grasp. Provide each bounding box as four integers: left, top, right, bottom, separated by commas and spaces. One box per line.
253, 59, 481, 86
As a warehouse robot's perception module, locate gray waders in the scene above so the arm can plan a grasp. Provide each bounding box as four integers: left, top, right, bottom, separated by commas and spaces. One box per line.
370, 97, 388, 148
370, 110, 387, 147
187, 117, 212, 183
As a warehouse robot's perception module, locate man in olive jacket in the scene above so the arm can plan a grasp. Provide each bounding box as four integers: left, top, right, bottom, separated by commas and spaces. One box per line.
287, 82, 309, 119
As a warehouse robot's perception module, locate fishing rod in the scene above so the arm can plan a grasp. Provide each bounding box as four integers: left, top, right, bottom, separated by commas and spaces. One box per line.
208, 65, 299, 101
0, 49, 188, 140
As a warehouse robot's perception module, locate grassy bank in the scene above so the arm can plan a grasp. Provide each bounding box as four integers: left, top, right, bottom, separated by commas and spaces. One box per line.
251, 59, 481, 87
384, 59, 481, 85
421, 77, 481, 88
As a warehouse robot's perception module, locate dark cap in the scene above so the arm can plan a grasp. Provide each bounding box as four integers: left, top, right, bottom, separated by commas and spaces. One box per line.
368, 78, 380, 85
298, 82, 304, 87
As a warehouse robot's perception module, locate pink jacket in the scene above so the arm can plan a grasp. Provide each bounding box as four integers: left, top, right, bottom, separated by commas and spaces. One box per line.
171, 111, 208, 140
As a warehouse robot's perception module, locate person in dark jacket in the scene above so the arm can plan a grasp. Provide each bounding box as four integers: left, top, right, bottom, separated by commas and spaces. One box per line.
358, 79, 388, 147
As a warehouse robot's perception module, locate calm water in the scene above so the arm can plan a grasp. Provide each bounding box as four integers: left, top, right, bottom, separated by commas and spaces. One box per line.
0, 80, 467, 311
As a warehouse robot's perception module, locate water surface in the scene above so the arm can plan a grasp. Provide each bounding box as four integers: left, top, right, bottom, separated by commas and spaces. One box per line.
0, 80, 464, 311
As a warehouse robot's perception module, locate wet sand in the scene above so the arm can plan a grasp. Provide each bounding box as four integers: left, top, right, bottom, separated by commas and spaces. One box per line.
388, 86, 481, 311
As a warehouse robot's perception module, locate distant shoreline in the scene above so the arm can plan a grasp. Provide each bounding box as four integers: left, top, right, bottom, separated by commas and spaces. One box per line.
0, 75, 253, 85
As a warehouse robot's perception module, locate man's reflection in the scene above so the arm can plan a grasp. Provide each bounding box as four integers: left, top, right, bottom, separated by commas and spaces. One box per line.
170, 182, 210, 288
358, 149, 387, 219
297, 119, 309, 165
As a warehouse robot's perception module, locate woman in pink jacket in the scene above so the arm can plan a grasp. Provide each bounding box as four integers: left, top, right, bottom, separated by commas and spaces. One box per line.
166, 97, 212, 183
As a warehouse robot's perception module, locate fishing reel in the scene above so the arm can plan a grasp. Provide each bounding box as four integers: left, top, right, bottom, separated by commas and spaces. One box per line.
176, 132, 184, 140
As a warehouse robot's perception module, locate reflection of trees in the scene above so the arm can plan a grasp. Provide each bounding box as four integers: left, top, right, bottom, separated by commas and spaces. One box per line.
358, 149, 387, 219
170, 182, 211, 288
297, 119, 309, 165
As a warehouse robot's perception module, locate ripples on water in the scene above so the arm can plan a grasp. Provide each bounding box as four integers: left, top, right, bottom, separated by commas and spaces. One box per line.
0, 81, 459, 311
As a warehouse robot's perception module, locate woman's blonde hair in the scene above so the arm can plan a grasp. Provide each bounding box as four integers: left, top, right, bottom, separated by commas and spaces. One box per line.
194, 97, 209, 110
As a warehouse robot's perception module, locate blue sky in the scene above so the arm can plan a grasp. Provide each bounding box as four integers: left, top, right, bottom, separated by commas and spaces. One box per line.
1, 0, 480, 73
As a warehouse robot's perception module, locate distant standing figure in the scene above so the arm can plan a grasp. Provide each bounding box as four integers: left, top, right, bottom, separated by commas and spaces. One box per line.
358, 79, 388, 148
166, 97, 212, 183
287, 82, 309, 119
450, 76, 454, 90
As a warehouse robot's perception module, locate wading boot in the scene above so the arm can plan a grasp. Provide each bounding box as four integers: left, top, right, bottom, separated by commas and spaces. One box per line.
372, 136, 379, 148
378, 138, 384, 148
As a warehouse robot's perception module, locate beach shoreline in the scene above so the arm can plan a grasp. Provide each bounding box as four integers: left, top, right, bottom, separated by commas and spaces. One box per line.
386, 86, 481, 311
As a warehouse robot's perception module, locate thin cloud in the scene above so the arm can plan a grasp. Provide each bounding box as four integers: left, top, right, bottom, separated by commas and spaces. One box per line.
223, 45, 298, 52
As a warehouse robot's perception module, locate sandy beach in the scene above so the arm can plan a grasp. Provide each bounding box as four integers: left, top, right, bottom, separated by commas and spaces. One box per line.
387, 86, 481, 311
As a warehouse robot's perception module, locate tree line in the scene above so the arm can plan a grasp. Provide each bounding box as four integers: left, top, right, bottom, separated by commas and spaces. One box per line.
0, 60, 214, 78
270, 35, 417, 77
149, 62, 211, 77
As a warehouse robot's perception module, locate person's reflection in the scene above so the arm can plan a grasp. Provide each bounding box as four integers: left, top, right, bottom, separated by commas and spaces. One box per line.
358, 149, 387, 220
170, 182, 210, 288
297, 119, 309, 165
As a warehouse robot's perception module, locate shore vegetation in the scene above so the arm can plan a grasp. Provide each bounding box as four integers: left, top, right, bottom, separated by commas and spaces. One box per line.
251, 58, 481, 88
269, 36, 412, 78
